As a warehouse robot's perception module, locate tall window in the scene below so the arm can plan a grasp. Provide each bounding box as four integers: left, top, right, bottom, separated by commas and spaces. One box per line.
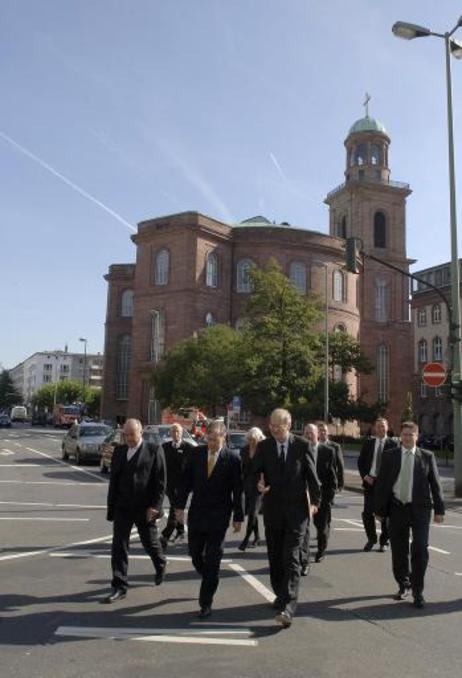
206, 252, 218, 288
373, 211, 386, 248
121, 289, 134, 317
418, 339, 427, 363
148, 386, 161, 424
420, 383, 428, 398
375, 278, 389, 322
336, 216, 346, 238
377, 344, 389, 402
236, 259, 253, 293
370, 144, 382, 166
355, 143, 367, 165
433, 336, 443, 361
431, 303, 441, 324
417, 307, 427, 326
290, 262, 307, 294
205, 312, 215, 327
150, 310, 166, 363
116, 334, 131, 400
333, 270, 345, 302
154, 248, 169, 285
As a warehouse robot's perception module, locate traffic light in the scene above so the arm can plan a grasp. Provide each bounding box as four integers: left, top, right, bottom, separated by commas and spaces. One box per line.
345, 237, 362, 274
450, 380, 462, 401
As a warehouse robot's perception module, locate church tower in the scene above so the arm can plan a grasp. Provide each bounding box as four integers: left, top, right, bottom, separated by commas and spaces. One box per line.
325, 99, 414, 431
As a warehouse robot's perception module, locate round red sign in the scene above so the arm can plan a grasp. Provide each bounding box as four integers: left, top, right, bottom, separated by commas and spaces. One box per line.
422, 362, 447, 387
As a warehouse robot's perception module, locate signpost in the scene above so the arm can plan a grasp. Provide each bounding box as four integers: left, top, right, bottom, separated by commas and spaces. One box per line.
422, 362, 447, 388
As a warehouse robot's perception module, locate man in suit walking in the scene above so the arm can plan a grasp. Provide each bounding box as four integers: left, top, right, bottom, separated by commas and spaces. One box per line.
254, 408, 321, 628
104, 418, 167, 603
161, 423, 195, 549
357, 417, 395, 552
375, 421, 445, 608
175, 420, 244, 619
317, 422, 344, 494
303, 423, 337, 564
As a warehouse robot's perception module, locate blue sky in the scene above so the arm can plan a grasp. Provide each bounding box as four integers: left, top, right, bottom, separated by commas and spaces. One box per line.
2, 1, 462, 368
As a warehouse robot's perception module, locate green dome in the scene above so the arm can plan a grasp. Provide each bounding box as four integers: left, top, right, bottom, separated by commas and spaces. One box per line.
348, 116, 387, 136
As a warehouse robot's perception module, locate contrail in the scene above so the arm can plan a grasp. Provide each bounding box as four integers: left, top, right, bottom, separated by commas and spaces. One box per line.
0, 130, 136, 232
269, 152, 288, 182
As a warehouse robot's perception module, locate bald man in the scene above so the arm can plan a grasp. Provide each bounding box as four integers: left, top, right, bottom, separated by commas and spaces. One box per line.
104, 419, 167, 603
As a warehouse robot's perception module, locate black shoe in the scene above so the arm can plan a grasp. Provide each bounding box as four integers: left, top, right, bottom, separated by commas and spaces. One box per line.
413, 593, 425, 609
155, 564, 166, 586
102, 588, 127, 604
363, 540, 376, 552
198, 606, 212, 619
173, 532, 185, 543
315, 551, 325, 563
378, 543, 389, 553
252, 537, 261, 547
275, 609, 292, 628
271, 597, 283, 611
238, 539, 249, 552
393, 585, 410, 601
160, 536, 168, 550
301, 564, 310, 576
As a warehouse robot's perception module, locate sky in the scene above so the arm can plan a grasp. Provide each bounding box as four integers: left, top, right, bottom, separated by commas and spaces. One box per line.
2, 0, 462, 368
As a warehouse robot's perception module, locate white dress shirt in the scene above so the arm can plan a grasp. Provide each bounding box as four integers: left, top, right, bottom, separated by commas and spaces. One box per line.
393, 446, 416, 503
127, 439, 142, 462
370, 437, 385, 478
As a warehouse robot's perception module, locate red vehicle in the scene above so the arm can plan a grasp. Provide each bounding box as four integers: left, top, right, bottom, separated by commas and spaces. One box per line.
53, 404, 80, 428
162, 407, 207, 438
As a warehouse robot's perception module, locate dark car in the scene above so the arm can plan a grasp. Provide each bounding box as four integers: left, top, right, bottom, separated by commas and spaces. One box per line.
31, 412, 49, 426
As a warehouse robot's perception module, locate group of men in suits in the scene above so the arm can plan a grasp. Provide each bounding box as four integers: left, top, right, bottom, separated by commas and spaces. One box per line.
103, 411, 445, 622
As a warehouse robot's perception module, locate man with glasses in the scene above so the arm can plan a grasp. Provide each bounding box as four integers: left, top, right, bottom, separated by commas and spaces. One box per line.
175, 420, 243, 619
254, 408, 320, 628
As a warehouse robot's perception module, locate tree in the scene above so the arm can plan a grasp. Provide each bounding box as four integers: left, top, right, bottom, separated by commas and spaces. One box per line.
84, 388, 102, 417
152, 324, 243, 414
327, 331, 373, 375
32, 380, 83, 410
401, 391, 415, 422
0, 370, 23, 410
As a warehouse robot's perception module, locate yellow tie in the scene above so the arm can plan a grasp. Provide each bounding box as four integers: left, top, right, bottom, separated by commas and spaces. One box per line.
207, 452, 216, 478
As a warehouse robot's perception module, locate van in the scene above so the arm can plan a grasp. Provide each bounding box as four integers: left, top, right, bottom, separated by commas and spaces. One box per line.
10, 405, 27, 422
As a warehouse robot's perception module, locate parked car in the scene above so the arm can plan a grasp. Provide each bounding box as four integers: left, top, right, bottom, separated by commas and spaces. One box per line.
0, 414, 12, 428
226, 430, 248, 452
143, 424, 198, 447
10, 405, 27, 423
100, 428, 125, 473
31, 412, 49, 426
62, 422, 113, 465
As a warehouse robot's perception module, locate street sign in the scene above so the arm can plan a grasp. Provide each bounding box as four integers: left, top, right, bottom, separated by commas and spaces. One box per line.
422, 362, 447, 388
232, 395, 241, 415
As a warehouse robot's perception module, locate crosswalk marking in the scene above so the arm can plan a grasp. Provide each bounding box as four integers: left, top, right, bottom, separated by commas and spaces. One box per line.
55, 626, 258, 646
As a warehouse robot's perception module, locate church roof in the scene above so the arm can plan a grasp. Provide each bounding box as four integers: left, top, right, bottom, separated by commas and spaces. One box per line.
348, 115, 387, 136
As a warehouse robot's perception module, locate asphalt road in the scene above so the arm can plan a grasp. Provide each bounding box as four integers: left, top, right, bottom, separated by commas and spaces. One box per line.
1, 426, 462, 678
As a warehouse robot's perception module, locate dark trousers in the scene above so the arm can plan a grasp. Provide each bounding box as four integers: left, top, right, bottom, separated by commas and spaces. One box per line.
389, 502, 431, 595
265, 522, 306, 616
188, 527, 227, 608
243, 491, 262, 543
362, 483, 389, 546
313, 494, 333, 554
300, 523, 310, 568
111, 508, 166, 591
162, 491, 185, 540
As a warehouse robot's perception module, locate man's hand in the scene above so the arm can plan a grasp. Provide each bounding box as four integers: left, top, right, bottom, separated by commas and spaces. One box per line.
232, 522, 242, 533
364, 475, 375, 486
374, 514, 382, 521
175, 509, 185, 524
146, 507, 159, 523
310, 505, 318, 516
434, 514, 445, 524
257, 474, 271, 494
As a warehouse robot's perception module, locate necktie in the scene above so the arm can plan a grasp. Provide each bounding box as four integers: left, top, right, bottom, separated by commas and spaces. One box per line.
279, 444, 286, 461
398, 450, 413, 503
376, 439, 384, 473
207, 451, 216, 478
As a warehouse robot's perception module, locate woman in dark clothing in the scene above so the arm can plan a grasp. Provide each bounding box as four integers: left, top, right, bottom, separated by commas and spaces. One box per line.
239, 427, 266, 551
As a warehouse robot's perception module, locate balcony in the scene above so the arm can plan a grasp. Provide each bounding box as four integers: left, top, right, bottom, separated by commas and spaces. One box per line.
326, 176, 410, 200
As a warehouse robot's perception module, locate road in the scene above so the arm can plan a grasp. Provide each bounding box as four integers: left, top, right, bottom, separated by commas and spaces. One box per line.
1, 426, 462, 678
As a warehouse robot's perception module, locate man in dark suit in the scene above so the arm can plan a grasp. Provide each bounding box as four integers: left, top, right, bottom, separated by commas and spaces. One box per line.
303, 423, 337, 564
175, 420, 244, 619
254, 408, 321, 628
104, 418, 167, 603
317, 422, 344, 494
161, 423, 194, 549
375, 421, 445, 608
357, 417, 395, 552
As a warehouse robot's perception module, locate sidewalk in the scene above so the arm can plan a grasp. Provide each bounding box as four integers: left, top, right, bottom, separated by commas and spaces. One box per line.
342, 448, 462, 512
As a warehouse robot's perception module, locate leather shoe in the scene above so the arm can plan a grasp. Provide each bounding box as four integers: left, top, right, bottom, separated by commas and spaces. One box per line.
271, 597, 283, 610
275, 609, 292, 628
102, 588, 127, 604
155, 564, 166, 586
413, 594, 425, 609
198, 606, 212, 619
173, 532, 185, 543
363, 540, 376, 552
238, 539, 249, 552
315, 551, 325, 563
378, 544, 389, 553
160, 536, 168, 550
393, 585, 410, 601
301, 564, 310, 576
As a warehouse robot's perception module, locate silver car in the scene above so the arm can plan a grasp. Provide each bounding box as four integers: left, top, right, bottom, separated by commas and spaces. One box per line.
143, 424, 198, 447
62, 422, 113, 465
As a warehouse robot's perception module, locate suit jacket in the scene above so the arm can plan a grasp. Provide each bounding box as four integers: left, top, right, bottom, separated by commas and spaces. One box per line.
176, 445, 244, 531
374, 446, 445, 518
357, 436, 396, 482
313, 442, 337, 501
326, 439, 344, 490
253, 434, 321, 530
107, 441, 166, 520
163, 439, 194, 497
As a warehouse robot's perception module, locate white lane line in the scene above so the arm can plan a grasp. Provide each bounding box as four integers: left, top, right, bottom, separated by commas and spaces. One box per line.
455, 572, 462, 576
428, 546, 450, 555
340, 519, 364, 528
0, 480, 102, 486
0, 532, 113, 563
0, 517, 89, 522
228, 563, 274, 603
433, 524, 462, 530
0, 501, 105, 508
55, 626, 257, 646
25, 446, 105, 482
13, 442, 22, 447
0, 463, 40, 467
334, 528, 363, 531
1, 449, 15, 455
49, 553, 232, 562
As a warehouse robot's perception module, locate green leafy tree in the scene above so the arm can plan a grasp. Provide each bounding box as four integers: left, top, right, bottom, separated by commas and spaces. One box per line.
0, 370, 23, 409
401, 391, 415, 422
327, 331, 373, 375
84, 388, 102, 417
32, 380, 83, 410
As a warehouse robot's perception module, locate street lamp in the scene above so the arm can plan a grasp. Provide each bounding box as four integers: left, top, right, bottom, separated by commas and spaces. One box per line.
393, 16, 462, 496
78, 337, 88, 400
313, 260, 329, 423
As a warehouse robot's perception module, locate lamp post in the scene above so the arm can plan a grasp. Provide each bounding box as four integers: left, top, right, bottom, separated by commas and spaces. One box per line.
78, 337, 88, 402
393, 17, 462, 496
313, 260, 329, 423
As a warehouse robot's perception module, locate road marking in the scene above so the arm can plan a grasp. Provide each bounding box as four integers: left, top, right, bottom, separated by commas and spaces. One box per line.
0, 501, 105, 508
428, 546, 450, 555
25, 446, 105, 482
0, 532, 113, 563
455, 572, 462, 576
55, 626, 257, 646
49, 553, 232, 562
0, 463, 40, 467
0, 517, 90, 522
13, 442, 22, 447
336, 518, 364, 528
334, 528, 363, 531
1, 449, 15, 455
0, 480, 103, 486
228, 563, 274, 602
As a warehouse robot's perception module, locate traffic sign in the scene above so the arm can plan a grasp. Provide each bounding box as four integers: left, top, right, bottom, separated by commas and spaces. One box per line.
232, 395, 241, 415
422, 362, 447, 388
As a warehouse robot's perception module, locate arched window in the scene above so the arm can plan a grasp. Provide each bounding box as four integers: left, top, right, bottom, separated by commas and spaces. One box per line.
373, 211, 386, 248
355, 143, 367, 166
334, 323, 346, 333
336, 216, 347, 239
116, 334, 131, 400
375, 278, 389, 322
236, 259, 253, 293
120, 289, 134, 318
148, 386, 161, 425
205, 312, 215, 327
289, 262, 306, 294
206, 252, 218, 288
418, 339, 427, 363
333, 270, 345, 302
432, 303, 441, 324
154, 248, 169, 285
432, 336, 443, 362
370, 144, 382, 166
150, 310, 166, 364
417, 308, 427, 326
377, 344, 389, 402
